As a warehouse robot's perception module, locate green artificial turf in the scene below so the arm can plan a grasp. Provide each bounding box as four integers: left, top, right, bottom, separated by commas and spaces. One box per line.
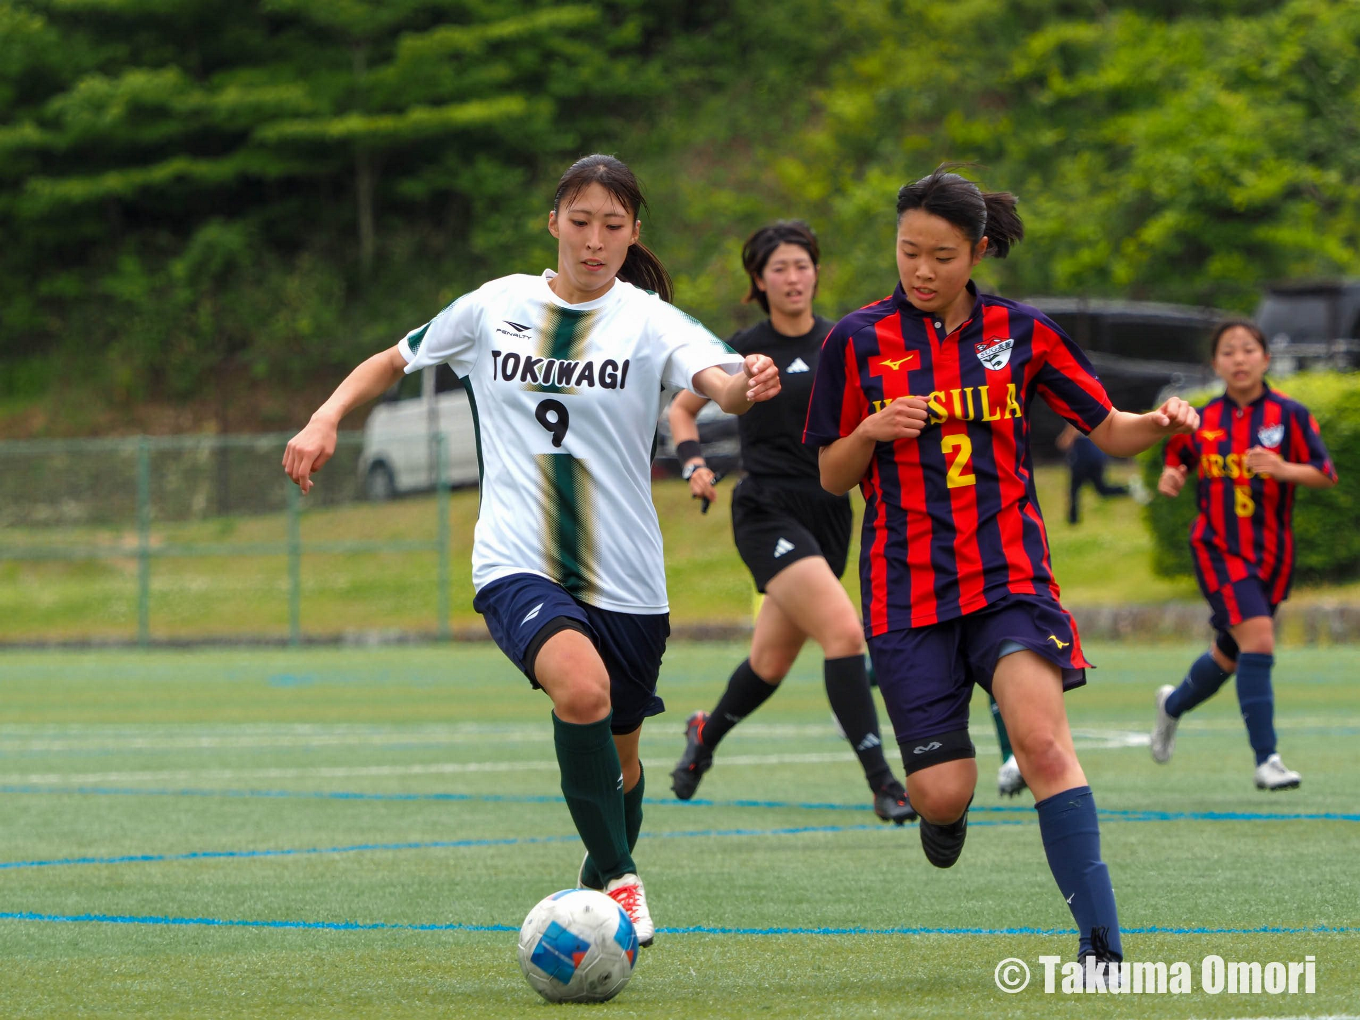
0, 642, 1356, 1017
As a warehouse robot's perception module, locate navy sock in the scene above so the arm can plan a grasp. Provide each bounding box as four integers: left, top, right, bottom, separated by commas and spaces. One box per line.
1235, 652, 1276, 765
702, 659, 779, 748
1165, 652, 1233, 718
1035, 786, 1123, 961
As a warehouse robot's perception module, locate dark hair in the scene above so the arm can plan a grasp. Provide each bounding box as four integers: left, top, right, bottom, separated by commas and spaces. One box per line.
1209, 318, 1269, 359
740, 220, 820, 313
895, 164, 1024, 259
552, 154, 673, 302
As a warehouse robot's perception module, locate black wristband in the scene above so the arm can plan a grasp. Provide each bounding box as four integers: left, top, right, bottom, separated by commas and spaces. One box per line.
676, 440, 703, 463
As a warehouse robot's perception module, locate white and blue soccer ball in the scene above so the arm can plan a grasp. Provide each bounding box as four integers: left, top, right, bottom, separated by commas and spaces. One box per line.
517, 888, 639, 1003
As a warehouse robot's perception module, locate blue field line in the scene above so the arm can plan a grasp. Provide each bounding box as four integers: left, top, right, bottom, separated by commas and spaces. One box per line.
1, 909, 1355, 938
2, 821, 1040, 872
3, 783, 1358, 824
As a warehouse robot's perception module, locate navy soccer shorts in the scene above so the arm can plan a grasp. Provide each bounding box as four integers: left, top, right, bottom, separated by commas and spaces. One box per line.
1199, 573, 1277, 633
867, 594, 1089, 771
473, 572, 668, 735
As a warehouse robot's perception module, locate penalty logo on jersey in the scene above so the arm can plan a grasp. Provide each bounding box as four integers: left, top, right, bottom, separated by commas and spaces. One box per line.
1258, 424, 1285, 448
975, 338, 1014, 371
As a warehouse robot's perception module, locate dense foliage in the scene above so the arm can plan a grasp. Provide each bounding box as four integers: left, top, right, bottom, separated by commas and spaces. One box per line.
1138, 371, 1360, 584
2, 0, 1358, 428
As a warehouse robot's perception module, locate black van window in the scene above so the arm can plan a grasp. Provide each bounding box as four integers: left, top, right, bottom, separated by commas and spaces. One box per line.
1105, 319, 1208, 363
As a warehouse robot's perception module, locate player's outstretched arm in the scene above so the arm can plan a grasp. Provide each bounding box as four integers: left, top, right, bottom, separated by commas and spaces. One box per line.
692, 354, 780, 415
818, 396, 930, 495
283, 345, 408, 494
1087, 397, 1199, 459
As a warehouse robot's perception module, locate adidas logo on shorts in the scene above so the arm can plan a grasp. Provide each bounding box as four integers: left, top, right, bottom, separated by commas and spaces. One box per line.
773, 537, 795, 558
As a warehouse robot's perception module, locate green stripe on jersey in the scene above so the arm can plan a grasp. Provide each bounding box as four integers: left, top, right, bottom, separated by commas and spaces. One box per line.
538, 453, 594, 600
405, 322, 430, 355
532, 307, 598, 393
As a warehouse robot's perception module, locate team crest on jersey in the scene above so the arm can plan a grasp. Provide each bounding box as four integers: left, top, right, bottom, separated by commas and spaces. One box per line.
1258, 424, 1285, 448
975, 338, 1014, 371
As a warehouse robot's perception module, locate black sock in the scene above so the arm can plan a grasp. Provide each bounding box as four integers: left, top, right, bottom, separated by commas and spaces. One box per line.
553, 712, 633, 884
702, 659, 779, 748
824, 655, 894, 791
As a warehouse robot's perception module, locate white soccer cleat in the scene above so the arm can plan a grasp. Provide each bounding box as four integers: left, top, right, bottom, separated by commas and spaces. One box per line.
996, 754, 1027, 797
1150, 684, 1178, 763
1254, 753, 1301, 791
605, 873, 654, 947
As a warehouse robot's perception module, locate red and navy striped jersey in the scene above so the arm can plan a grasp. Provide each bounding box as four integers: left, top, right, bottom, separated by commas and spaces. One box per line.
803, 282, 1113, 635
1164, 385, 1335, 603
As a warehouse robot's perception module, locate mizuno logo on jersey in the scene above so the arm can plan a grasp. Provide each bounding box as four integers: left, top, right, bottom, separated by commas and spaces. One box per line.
773, 537, 795, 558
1258, 424, 1285, 448
492, 350, 631, 390
1198, 428, 1225, 442
870, 353, 918, 374
975, 337, 1014, 371
786, 357, 810, 373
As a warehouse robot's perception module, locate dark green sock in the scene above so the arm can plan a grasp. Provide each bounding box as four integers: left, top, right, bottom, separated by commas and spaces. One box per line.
989, 695, 1014, 762
583, 762, 644, 890
553, 712, 634, 885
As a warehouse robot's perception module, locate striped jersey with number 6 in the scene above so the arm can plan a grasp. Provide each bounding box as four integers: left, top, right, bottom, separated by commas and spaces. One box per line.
399, 271, 741, 613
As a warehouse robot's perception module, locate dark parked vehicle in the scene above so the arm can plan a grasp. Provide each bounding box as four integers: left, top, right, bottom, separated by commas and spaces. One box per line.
1254, 280, 1360, 372
1020, 298, 1227, 460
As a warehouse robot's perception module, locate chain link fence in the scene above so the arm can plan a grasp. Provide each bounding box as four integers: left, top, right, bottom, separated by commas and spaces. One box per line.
0, 432, 454, 646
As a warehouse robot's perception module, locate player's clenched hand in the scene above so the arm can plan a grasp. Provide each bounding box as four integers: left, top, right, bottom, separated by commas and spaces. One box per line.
1146, 397, 1199, 434
1244, 445, 1284, 476
1157, 464, 1189, 498
743, 354, 780, 402
687, 465, 718, 504
858, 397, 929, 443
282, 418, 338, 495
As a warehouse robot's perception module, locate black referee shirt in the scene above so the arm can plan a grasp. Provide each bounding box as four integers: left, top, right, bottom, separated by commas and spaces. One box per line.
728, 315, 835, 488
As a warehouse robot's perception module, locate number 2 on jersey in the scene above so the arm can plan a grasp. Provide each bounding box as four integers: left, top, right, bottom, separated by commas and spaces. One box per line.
942, 434, 976, 489
536, 398, 570, 448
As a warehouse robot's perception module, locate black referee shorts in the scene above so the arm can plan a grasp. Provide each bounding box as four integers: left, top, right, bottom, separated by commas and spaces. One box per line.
730, 475, 852, 592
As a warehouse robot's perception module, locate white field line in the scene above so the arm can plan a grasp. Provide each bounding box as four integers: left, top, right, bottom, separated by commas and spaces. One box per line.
0, 727, 1153, 756
0, 732, 1155, 785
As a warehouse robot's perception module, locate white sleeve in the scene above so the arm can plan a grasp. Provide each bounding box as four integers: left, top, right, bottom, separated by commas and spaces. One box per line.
653, 299, 744, 392
398, 288, 483, 377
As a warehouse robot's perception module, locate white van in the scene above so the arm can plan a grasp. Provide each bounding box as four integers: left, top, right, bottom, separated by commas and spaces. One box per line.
358, 363, 480, 499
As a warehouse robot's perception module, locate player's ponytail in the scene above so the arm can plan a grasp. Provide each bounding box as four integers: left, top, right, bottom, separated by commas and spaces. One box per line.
552, 154, 674, 303
896, 164, 1024, 260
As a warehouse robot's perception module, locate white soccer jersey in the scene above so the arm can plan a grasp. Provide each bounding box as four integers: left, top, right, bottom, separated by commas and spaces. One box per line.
400, 271, 743, 613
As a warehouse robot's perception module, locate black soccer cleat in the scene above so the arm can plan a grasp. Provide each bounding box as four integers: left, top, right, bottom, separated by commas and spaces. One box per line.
918, 798, 971, 868
873, 779, 918, 825
670, 710, 714, 801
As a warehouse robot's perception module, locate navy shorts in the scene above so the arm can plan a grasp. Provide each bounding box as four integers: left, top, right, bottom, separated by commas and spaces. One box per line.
1201, 574, 1277, 633
473, 572, 668, 734
868, 594, 1089, 763
730, 476, 852, 592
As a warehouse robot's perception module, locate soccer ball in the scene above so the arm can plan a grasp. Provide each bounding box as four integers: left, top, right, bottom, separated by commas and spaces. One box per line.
517, 889, 639, 1003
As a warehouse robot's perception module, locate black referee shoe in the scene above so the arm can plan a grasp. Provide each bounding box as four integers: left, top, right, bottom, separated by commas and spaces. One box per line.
873, 780, 918, 825
919, 798, 972, 868
670, 711, 714, 801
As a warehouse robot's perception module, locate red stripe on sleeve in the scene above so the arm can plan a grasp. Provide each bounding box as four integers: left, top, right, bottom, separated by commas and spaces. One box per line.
837, 331, 867, 439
